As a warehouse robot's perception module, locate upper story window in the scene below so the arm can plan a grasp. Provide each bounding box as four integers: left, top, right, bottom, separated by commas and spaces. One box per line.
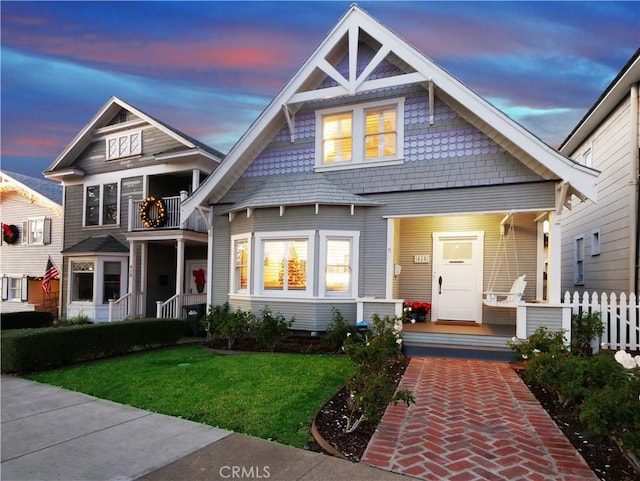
85, 183, 119, 226
583, 149, 592, 168
106, 130, 142, 160
316, 98, 404, 170
21, 217, 51, 245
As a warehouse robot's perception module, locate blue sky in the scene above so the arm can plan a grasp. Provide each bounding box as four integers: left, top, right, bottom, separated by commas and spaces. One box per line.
1, 1, 638, 177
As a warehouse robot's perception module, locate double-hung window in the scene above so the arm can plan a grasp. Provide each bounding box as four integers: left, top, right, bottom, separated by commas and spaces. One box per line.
106, 130, 142, 160
316, 97, 404, 169
71, 261, 95, 302
320, 231, 359, 297
85, 183, 118, 226
21, 217, 51, 245
231, 235, 251, 293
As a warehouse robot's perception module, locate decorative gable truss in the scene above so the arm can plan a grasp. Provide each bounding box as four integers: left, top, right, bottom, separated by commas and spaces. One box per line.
182, 5, 598, 223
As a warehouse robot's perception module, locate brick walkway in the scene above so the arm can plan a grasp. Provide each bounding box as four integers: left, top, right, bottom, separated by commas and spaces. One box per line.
362, 357, 598, 481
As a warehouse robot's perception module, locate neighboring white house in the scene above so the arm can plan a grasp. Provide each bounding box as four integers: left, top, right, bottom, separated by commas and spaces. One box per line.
0, 170, 63, 315
560, 48, 640, 297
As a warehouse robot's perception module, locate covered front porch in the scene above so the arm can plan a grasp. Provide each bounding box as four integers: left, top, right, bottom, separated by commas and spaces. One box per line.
110, 229, 209, 321
361, 208, 565, 354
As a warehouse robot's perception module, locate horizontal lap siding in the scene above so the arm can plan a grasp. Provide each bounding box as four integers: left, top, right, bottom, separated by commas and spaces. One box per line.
525, 306, 564, 336
229, 298, 356, 331
77, 125, 185, 176
212, 209, 231, 306
0, 193, 63, 277
561, 97, 634, 293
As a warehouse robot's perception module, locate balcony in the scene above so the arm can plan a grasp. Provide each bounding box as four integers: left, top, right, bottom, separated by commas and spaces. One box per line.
129, 195, 207, 232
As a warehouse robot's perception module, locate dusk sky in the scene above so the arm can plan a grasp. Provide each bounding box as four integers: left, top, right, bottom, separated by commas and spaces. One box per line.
1, 1, 638, 178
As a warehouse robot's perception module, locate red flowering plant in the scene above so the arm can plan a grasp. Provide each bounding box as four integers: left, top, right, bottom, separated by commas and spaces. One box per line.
402, 301, 431, 323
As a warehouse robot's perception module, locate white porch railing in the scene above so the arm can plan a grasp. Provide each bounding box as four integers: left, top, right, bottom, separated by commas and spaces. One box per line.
129, 195, 207, 232
108, 293, 144, 322
563, 291, 640, 352
156, 293, 207, 319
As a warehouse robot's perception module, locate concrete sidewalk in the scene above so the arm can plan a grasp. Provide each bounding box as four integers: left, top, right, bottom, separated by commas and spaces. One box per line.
1, 375, 411, 481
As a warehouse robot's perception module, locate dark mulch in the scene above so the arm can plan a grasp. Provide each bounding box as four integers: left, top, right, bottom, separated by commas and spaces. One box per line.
517, 370, 640, 481
312, 357, 409, 462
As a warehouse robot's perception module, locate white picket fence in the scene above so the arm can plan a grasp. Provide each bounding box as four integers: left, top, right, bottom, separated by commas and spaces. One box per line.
563, 291, 640, 352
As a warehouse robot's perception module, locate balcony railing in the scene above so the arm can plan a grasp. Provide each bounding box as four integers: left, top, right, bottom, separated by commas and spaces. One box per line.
129, 195, 207, 232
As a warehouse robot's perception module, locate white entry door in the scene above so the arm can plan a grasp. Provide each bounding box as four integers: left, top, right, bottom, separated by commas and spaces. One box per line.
431, 232, 484, 323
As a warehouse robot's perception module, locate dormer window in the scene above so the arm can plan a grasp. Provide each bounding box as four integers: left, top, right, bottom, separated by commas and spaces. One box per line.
106, 130, 142, 160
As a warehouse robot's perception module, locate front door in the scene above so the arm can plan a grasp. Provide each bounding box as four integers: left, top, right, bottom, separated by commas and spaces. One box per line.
431, 232, 484, 323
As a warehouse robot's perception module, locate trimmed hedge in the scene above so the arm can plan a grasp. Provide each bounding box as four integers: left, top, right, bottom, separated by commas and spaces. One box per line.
1, 311, 53, 330
1, 318, 187, 374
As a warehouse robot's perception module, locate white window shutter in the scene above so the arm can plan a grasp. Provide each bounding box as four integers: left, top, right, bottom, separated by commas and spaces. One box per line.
22, 221, 28, 244
44, 218, 52, 244
21, 276, 28, 301
1, 277, 8, 300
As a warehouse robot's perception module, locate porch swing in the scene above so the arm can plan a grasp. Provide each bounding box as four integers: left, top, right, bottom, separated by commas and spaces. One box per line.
483, 213, 527, 308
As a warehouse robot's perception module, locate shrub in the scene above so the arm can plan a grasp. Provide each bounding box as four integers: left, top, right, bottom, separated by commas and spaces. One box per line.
524, 349, 640, 458
507, 326, 568, 360
1, 318, 186, 374
321, 307, 361, 352
342, 314, 414, 432
571, 311, 604, 356
56, 314, 91, 326
0, 311, 53, 330
202, 303, 252, 349
250, 306, 293, 351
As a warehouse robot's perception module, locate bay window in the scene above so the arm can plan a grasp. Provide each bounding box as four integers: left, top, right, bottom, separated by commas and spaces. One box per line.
320, 231, 359, 297
262, 239, 309, 292
231, 235, 250, 293
71, 261, 95, 302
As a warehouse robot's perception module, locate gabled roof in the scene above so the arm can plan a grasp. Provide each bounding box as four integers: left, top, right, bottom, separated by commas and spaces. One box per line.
62, 234, 129, 254
44, 96, 224, 177
0, 170, 62, 216
182, 5, 599, 222
222, 173, 381, 215
560, 48, 640, 155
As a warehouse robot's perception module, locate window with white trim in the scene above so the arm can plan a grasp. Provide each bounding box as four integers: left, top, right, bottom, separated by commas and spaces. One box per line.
1, 276, 27, 301
231, 235, 250, 293
85, 183, 119, 226
21, 217, 51, 245
106, 130, 142, 160
316, 98, 404, 169
254, 231, 314, 297
591, 229, 600, 256
583, 149, 592, 168
574, 235, 585, 285
71, 261, 95, 302
319, 231, 359, 297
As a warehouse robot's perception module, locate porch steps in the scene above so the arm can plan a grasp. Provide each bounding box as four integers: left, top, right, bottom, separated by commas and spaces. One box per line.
403, 342, 516, 362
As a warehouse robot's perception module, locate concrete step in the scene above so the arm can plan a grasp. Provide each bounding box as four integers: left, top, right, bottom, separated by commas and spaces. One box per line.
403, 342, 516, 362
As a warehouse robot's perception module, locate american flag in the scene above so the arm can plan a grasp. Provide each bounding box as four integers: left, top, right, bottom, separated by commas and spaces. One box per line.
42, 257, 59, 294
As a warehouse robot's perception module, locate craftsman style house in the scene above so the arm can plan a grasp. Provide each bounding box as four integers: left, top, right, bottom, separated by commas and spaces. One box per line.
181, 6, 599, 352
44, 97, 223, 322
560, 49, 640, 297
0, 170, 63, 315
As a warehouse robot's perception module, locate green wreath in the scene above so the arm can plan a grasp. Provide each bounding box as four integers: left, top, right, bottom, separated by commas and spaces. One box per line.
139, 196, 167, 229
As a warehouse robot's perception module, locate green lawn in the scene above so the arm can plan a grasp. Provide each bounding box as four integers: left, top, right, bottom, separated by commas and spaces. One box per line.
26, 345, 354, 447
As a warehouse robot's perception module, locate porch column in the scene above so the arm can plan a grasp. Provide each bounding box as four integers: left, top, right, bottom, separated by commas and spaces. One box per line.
192, 169, 200, 191
140, 241, 147, 316
535, 216, 547, 301
385, 218, 395, 299
206, 210, 214, 307
547, 212, 562, 303
128, 240, 137, 318
176, 238, 185, 315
